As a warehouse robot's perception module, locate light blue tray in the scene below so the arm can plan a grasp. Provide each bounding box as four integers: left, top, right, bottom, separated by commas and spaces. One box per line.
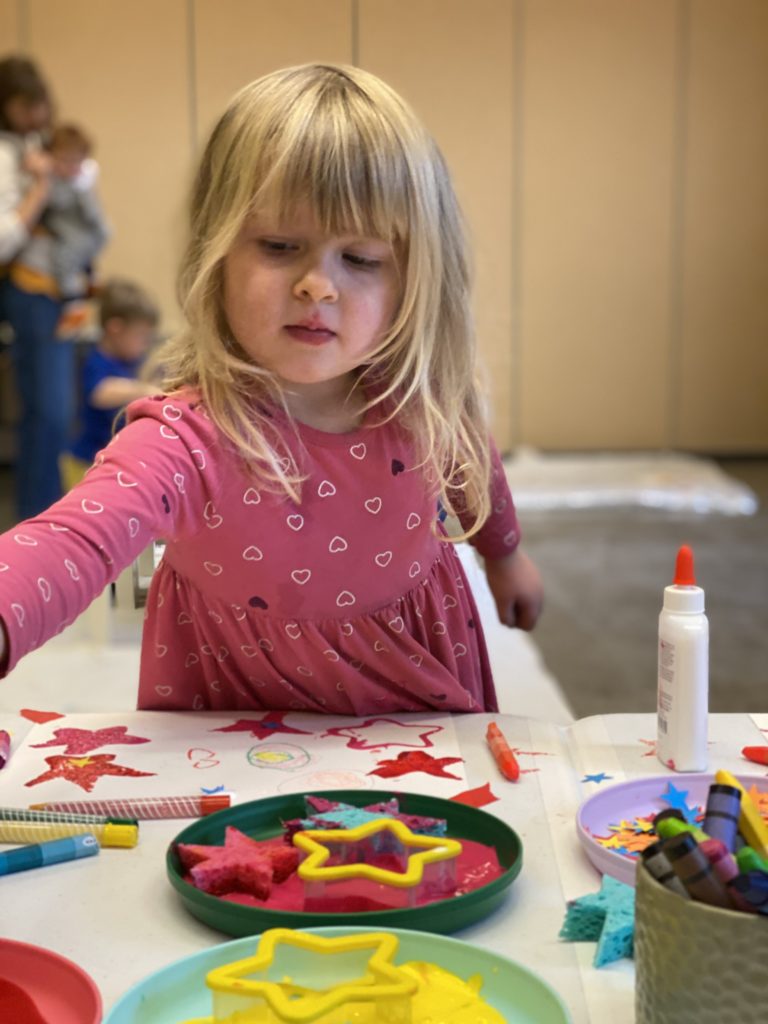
105, 926, 572, 1023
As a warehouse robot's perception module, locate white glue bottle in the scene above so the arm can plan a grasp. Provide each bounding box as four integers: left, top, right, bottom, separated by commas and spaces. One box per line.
656, 544, 709, 772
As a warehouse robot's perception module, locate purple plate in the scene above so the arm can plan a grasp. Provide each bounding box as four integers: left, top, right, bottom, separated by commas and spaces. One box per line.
576, 772, 768, 886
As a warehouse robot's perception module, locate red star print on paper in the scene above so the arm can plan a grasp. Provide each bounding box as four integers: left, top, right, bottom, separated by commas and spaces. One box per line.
24, 754, 156, 792
321, 718, 444, 751
212, 713, 313, 741
31, 726, 150, 755
368, 750, 464, 780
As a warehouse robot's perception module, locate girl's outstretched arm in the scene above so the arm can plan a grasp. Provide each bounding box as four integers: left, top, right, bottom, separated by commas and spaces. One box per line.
483, 547, 543, 631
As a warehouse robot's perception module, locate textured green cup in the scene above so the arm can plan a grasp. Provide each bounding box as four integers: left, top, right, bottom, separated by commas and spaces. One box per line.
635, 861, 768, 1024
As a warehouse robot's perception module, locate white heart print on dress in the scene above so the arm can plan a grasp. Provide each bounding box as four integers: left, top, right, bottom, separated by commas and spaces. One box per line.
64, 559, 80, 581
375, 551, 392, 567
329, 536, 348, 553
407, 512, 421, 530
128, 517, 140, 538
243, 546, 263, 562
349, 444, 367, 460
37, 578, 51, 602
162, 403, 182, 421
317, 480, 336, 497
364, 497, 382, 514
336, 591, 355, 607
287, 514, 304, 531
203, 502, 223, 529
191, 449, 206, 470
291, 569, 312, 585
243, 487, 261, 505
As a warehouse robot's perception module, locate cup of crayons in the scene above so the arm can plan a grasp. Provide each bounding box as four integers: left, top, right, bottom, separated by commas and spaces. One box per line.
634, 769, 768, 1024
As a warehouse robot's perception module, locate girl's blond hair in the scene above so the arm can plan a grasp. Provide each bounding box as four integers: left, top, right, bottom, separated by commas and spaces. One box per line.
161, 63, 491, 539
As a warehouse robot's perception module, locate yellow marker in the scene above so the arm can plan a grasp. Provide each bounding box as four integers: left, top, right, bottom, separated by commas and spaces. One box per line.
714, 769, 768, 859
0, 819, 138, 849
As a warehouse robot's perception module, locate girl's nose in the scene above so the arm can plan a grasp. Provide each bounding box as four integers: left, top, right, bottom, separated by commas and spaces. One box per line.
292, 260, 339, 303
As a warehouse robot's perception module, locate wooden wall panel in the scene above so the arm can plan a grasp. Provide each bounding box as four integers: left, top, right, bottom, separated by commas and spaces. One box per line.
194, 0, 352, 146
359, 0, 516, 449
519, 0, 678, 448
677, 0, 768, 451
0, 1, 20, 48
26, 0, 190, 331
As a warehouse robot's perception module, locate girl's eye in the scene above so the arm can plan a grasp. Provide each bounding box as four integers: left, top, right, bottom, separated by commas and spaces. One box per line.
258, 239, 297, 254
344, 253, 382, 269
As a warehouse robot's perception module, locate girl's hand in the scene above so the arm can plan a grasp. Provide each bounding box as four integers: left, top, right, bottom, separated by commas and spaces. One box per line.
484, 548, 543, 631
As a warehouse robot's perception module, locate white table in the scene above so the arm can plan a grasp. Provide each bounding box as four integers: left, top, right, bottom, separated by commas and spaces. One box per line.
0, 708, 764, 1021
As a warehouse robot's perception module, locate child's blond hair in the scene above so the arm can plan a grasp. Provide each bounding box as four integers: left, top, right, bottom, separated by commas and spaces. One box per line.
161, 63, 491, 538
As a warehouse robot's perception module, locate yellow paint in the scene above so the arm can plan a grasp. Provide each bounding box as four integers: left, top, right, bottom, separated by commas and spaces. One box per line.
180, 929, 505, 1023
252, 751, 293, 764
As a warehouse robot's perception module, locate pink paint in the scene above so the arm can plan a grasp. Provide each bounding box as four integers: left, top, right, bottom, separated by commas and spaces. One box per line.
190, 836, 504, 913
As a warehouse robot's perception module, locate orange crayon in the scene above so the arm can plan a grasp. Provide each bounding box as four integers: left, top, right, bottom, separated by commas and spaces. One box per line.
486, 722, 520, 782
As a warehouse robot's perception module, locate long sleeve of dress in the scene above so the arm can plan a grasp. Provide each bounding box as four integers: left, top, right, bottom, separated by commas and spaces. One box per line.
456, 439, 521, 561
0, 395, 224, 674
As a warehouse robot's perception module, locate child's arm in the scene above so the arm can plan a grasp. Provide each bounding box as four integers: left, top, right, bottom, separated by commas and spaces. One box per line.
483, 547, 543, 631
89, 377, 162, 409
456, 439, 544, 631
0, 396, 219, 677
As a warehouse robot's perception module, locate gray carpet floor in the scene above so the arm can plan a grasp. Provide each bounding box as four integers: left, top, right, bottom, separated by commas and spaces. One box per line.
1, 460, 766, 718
517, 459, 768, 717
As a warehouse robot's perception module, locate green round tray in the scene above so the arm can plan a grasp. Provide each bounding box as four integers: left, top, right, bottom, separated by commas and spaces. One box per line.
167, 789, 522, 936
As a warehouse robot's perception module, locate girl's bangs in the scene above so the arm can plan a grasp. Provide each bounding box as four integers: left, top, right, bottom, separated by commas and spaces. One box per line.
251, 101, 410, 245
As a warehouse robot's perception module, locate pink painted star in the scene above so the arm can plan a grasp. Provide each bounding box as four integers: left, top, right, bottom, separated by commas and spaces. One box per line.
24, 754, 155, 792
31, 726, 150, 755
322, 718, 444, 751
368, 750, 464, 780
212, 713, 313, 741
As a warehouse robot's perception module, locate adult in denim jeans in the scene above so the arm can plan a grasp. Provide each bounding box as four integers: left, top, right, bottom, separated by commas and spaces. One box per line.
0, 54, 72, 520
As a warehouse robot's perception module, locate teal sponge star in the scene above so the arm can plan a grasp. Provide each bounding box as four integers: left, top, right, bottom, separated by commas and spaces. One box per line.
559, 874, 635, 967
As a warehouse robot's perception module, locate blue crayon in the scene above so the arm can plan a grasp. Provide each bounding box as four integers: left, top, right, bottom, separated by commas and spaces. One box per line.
702, 784, 742, 852
0, 832, 99, 876
728, 870, 768, 915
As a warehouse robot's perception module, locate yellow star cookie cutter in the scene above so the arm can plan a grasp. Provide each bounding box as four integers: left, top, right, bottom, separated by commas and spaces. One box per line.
293, 817, 462, 888
202, 927, 417, 1022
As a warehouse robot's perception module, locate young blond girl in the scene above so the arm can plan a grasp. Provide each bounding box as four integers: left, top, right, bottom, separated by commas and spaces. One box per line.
0, 64, 542, 714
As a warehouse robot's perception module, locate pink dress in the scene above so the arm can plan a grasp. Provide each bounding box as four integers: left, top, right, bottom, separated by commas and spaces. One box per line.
0, 392, 520, 713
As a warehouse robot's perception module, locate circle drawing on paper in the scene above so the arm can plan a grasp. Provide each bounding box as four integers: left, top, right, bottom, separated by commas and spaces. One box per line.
246, 743, 311, 771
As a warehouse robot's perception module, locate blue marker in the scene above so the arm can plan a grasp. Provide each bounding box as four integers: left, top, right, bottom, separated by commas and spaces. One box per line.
0, 832, 99, 876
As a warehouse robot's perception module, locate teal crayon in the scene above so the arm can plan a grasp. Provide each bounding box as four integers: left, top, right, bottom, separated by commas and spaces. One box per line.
0, 806, 137, 827
0, 832, 99, 876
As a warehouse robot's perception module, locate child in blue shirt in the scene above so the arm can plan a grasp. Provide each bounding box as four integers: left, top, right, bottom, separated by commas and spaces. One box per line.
62, 278, 160, 488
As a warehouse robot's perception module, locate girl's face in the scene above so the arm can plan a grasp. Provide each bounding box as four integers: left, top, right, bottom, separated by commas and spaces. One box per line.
222, 204, 400, 410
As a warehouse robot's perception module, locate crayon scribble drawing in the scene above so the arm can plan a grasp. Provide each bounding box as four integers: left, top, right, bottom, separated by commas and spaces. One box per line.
24, 754, 156, 792
368, 750, 464, 780
30, 726, 150, 755
247, 744, 311, 771
212, 712, 313, 740
321, 718, 444, 752
277, 770, 372, 795
187, 748, 221, 769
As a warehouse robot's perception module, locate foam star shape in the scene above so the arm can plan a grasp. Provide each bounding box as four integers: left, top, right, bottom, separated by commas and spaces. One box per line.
559, 874, 635, 967
321, 718, 444, 751
212, 713, 313, 740
368, 750, 464, 780
24, 754, 155, 792
660, 782, 699, 823
177, 826, 299, 898
294, 818, 461, 889
30, 726, 150, 755
582, 772, 614, 784
205, 928, 416, 1020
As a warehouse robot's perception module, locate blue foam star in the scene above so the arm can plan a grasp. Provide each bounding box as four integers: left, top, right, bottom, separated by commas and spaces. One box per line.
559, 875, 635, 967
660, 782, 699, 823
582, 772, 614, 784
